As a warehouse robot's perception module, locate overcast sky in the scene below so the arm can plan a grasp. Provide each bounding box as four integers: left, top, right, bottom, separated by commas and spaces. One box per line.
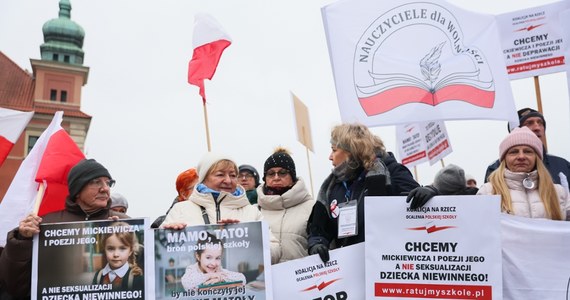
1, 0, 568, 219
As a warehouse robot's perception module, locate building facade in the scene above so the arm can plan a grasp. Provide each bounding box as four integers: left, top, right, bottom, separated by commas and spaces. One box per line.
0, 0, 91, 201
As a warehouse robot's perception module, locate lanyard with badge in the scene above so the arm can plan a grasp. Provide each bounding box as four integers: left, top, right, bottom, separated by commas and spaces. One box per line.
337, 181, 358, 238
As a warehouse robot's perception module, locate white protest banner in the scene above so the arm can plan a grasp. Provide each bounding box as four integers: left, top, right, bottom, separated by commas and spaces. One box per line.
396, 123, 428, 168
365, 196, 502, 299
32, 218, 150, 300
397, 120, 451, 167
496, 1, 570, 80
272, 243, 364, 299
321, 0, 517, 126
153, 221, 272, 300
562, 9, 570, 119
423, 120, 452, 165
501, 214, 570, 300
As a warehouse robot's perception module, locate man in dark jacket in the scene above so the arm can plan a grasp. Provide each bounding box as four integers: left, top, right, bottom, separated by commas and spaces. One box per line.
0, 159, 128, 299
484, 108, 570, 189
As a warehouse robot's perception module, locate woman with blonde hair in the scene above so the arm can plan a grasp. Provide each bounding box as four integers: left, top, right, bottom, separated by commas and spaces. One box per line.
307, 123, 418, 262
478, 127, 569, 220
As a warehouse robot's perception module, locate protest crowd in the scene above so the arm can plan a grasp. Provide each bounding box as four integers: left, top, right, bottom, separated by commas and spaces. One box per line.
1, 0, 570, 299
1, 108, 569, 299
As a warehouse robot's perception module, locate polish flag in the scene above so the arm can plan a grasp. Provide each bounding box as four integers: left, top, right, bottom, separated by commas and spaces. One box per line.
0, 111, 85, 246
0, 107, 34, 166
187, 13, 232, 103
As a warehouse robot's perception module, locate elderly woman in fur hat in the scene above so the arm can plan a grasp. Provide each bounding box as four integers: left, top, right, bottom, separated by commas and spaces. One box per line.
161, 152, 281, 263
478, 127, 569, 220
256, 147, 315, 263
307, 123, 418, 262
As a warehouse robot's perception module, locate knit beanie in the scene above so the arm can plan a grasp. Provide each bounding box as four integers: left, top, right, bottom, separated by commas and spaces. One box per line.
239, 164, 260, 187
67, 159, 112, 202
197, 152, 235, 183
518, 107, 546, 129
433, 164, 466, 195
499, 127, 544, 160
509, 107, 547, 132
263, 147, 296, 181
110, 193, 128, 209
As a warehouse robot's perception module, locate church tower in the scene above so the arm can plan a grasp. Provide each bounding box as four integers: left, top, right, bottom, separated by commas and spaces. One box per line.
0, 0, 91, 200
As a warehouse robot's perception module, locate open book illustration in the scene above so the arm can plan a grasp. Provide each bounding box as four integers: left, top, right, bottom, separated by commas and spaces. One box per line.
356, 41, 495, 115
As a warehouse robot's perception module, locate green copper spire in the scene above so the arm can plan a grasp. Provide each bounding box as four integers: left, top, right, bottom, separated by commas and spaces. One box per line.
40, 0, 85, 65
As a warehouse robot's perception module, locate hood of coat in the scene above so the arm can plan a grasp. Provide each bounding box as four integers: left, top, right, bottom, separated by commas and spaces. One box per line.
503, 169, 539, 191
190, 186, 251, 209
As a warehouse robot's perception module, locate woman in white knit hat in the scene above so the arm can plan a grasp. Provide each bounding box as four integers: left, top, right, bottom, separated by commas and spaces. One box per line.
161, 152, 281, 263
478, 127, 569, 220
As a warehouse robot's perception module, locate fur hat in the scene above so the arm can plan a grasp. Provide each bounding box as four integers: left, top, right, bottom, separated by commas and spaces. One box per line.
67, 159, 112, 202
433, 164, 466, 195
263, 147, 296, 181
239, 164, 260, 187
110, 193, 128, 209
197, 152, 235, 183
499, 127, 543, 160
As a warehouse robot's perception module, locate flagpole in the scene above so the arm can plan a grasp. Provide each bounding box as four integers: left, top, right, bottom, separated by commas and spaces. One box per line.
32, 182, 45, 215
413, 166, 419, 182
202, 100, 212, 152
302, 127, 314, 197
533, 76, 547, 150
440, 159, 445, 168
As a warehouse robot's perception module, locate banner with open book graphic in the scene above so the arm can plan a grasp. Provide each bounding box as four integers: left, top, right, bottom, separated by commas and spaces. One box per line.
322, 0, 517, 126
32, 218, 150, 300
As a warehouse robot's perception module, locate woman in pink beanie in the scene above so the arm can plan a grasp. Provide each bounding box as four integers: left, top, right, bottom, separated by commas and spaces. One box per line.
478, 127, 569, 220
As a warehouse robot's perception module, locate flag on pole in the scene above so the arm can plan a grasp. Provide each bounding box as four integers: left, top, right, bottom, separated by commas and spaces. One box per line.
0, 111, 84, 246
0, 107, 34, 166
321, 0, 518, 126
187, 13, 232, 103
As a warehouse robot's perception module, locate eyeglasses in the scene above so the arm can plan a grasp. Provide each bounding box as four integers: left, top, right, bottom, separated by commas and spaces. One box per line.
87, 178, 116, 189
239, 174, 254, 180
266, 169, 290, 178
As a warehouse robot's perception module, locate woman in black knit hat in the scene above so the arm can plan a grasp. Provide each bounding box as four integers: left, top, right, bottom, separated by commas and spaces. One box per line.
256, 147, 315, 263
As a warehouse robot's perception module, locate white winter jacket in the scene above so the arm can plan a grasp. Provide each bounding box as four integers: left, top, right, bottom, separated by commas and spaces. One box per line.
162, 186, 282, 263
257, 178, 315, 263
478, 169, 570, 219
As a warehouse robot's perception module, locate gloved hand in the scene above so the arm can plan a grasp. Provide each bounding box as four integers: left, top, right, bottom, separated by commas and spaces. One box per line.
406, 185, 439, 209
309, 243, 330, 263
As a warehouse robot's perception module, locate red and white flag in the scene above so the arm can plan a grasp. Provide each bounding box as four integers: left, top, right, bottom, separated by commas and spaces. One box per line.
0, 111, 84, 246
187, 13, 232, 103
0, 107, 34, 166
